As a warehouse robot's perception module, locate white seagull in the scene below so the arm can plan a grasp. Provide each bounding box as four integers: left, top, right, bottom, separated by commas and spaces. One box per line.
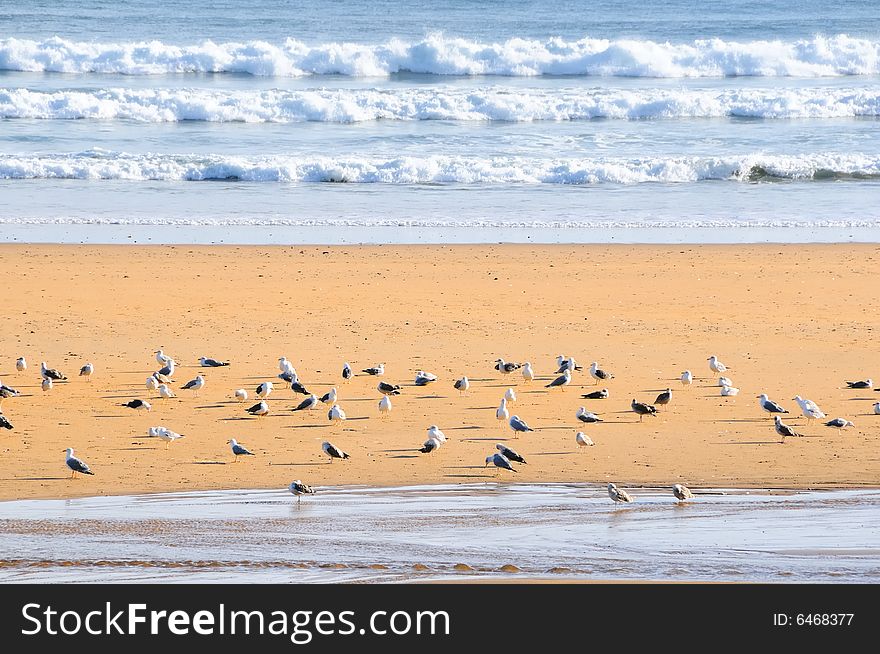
79, 363, 94, 381
707, 355, 728, 373
673, 484, 694, 501
793, 395, 825, 421
718, 376, 733, 387
427, 425, 447, 443
155, 427, 184, 450
607, 483, 633, 503
146, 376, 160, 391
721, 385, 740, 396
328, 403, 346, 424
575, 432, 594, 448
42, 377, 53, 392
155, 350, 172, 365
680, 370, 693, 387
279, 357, 295, 374
521, 362, 535, 383
414, 370, 438, 386
504, 387, 517, 403
158, 383, 176, 399
65, 447, 94, 478
496, 397, 510, 422
15, 357, 26, 372
234, 388, 248, 402
378, 395, 392, 416
874, 402, 880, 415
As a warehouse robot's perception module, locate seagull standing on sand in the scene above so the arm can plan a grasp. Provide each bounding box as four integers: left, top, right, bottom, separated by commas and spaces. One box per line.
775, 415, 801, 442
575, 432, 594, 448
545, 369, 572, 391
758, 394, 787, 415
496, 397, 510, 422
279, 357, 295, 373
496, 443, 526, 464
873, 402, 880, 415
485, 452, 517, 473
718, 376, 733, 387
292, 394, 319, 411
65, 448, 94, 478
342, 362, 352, 381
146, 376, 160, 391
454, 376, 470, 394
234, 388, 248, 402
181, 374, 205, 397
291, 380, 310, 395
328, 403, 346, 424
158, 384, 176, 399
631, 399, 657, 421
256, 381, 273, 399
608, 483, 633, 503
707, 355, 729, 374
155, 350, 171, 365
41, 362, 66, 381
508, 415, 534, 438
155, 427, 184, 449
427, 425, 447, 443
654, 388, 672, 410
322, 441, 350, 463
845, 379, 873, 389
122, 399, 151, 411
522, 362, 535, 383
200, 356, 229, 367
155, 359, 175, 380
363, 363, 385, 376
825, 418, 854, 433
588, 362, 613, 385
42, 377, 53, 392
420, 437, 442, 454
494, 358, 521, 374
793, 395, 825, 422
246, 400, 269, 417
721, 385, 739, 396
319, 387, 338, 404
504, 387, 516, 403
289, 480, 315, 502
228, 438, 255, 461
576, 407, 602, 423
377, 381, 401, 396
79, 363, 94, 381
673, 484, 694, 501
15, 357, 26, 372
414, 371, 438, 386
278, 369, 298, 384
680, 370, 692, 387
378, 395, 392, 416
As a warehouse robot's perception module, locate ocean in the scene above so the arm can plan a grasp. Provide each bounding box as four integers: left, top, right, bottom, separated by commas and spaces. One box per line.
2, 0, 880, 243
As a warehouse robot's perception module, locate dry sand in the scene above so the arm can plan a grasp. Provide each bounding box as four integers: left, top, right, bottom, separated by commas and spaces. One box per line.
0, 243, 878, 501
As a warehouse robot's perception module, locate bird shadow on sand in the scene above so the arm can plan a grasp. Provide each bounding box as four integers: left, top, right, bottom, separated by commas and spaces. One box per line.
284, 424, 326, 429
16, 476, 68, 481
531, 451, 570, 456
195, 404, 225, 410
388, 455, 419, 459
92, 414, 128, 419
708, 418, 766, 423
268, 462, 320, 467
461, 437, 503, 442
190, 461, 228, 465
846, 397, 875, 401
447, 425, 483, 430
219, 417, 256, 421
113, 446, 158, 451
444, 474, 494, 479
716, 440, 782, 445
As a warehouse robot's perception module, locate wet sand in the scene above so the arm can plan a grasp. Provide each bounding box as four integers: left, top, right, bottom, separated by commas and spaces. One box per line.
0, 243, 879, 501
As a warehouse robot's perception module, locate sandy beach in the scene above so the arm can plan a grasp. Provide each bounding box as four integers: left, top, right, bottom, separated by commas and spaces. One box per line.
0, 243, 878, 502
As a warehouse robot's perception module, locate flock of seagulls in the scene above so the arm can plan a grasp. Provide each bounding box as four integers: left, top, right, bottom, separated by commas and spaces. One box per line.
1, 346, 874, 506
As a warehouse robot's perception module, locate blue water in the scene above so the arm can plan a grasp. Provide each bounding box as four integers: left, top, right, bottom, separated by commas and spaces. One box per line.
1, 0, 880, 243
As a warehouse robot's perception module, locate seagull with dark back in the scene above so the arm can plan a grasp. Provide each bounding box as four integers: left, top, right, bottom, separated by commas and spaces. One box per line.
631, 399, 657, 421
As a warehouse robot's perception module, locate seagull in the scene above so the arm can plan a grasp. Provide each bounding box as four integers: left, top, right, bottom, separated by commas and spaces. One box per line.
228, 438, 255, 461
774, 415, 801, 441
582, 388, 608, 400
15, 357, 26, 372
607, 483, 633, 503
631, 399, 657, 421
0, 414, 13, 430
707, 355, 729, 373
874, 402, 880, 415
576, 407, 603, 423
155, 427, 184, 450
378, 395, 392, 416
290, 380, 310, 395
146, 376, 160, 391
246, 400, 269, 417
673, 484, 694, 501
793, 396, 825, 421
575, 432, 594, 448
0, 383, 22, 405
79, 363, 94, 381
322, 441, 350, 463
504, 387, 517, 403
654, 388, 672, 409
825, 418, 854, 433
42, 377, 53, 392
758, 394, 787, 415
680, 370, 693, 387
278, 357, 295, 374
545, 369, 572, 391
152, 371, 174, 385
414, 370, 438, 386
496, 443, 526, 464
792, 395, 821, 413
342, 362, 352, 381
377, 381, 401, 396
122, 399, 151, 411
508, 415, 534, 438
40, 362, 66, 381
496, 397, 509, 422
427, 425, 447, 443
199, 356, 229, 367
181, 375, 205, 396
64, 447, 94, 478
485, 452, 517, 473
845, 379, 873, 389
721, 385, 739, 396
718, 376, 733, 387
278, 370, 298, 384
494, 358, 521, 374
362, 363, 385, 376
289, 480, 316, 502
319, 387, 338, 404
256, 381, 273, 399
234, 388, 248, 402
292, 395, 318, 411
555, 356, 582, 373
521, 362, 535, 383
328, 404, 346, 424
158, 384, 176, 399
419, 437, 442, 454
588, 362, 613, 385
155, 350, 172, 365
555, 355, 566, 371
155, 359, 175, 379
453, 376, 470, 394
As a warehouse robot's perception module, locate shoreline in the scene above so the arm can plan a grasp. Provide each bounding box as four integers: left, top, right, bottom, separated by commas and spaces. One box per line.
1, 242, 878, 502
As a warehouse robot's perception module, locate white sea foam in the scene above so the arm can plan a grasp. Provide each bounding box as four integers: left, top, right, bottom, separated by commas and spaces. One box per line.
1, 150, 878, 184
1, 34, 879, 78
3, 85, 880, 122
